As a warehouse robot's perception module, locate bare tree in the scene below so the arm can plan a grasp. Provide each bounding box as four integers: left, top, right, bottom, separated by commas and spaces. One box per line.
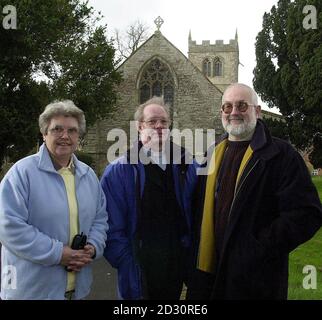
114, 20, 150, 63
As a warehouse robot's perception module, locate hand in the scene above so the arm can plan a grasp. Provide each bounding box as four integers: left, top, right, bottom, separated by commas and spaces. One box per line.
60, 246, 93, 272
84, 243, 96, 259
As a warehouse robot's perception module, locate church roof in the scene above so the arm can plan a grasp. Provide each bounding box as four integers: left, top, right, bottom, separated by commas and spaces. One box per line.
117, 30, 223, 94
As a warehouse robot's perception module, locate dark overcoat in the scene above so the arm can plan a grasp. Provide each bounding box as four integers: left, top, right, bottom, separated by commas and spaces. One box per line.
188, 120, 322, 300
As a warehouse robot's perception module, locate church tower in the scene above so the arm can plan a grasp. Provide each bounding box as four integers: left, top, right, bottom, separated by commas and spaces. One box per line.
188, 30, 239, 92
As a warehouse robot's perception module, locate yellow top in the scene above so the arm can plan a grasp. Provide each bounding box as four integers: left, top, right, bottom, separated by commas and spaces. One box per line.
197, 141, 253, 273
59, 163, 78, 292
197, 140, 227, 273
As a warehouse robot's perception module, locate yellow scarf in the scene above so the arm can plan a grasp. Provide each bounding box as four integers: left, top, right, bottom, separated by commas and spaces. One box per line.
197, 140, 253, 273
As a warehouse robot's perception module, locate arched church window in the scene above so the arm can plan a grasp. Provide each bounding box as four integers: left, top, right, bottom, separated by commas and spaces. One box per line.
139, 58, 175, 118
202, 59, 211, 77
140, 84, 150, 104
152, 81, 162, 97
213, 58, 223, 76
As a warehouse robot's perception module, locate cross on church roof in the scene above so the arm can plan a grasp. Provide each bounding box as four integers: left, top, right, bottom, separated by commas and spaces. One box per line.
154, 16, 164, 31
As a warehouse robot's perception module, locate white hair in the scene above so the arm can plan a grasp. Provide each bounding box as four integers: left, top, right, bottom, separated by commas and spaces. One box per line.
39, 100, 86, 136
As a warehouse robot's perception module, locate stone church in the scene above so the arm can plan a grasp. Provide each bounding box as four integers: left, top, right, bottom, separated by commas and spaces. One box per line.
84, 20, 240, 175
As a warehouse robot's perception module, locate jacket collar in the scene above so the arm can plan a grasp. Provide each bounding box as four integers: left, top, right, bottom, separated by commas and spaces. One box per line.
50, 155, 75, 174
217, 119, 279, 161
37, 144, 88, 177
126, 139, 193, 165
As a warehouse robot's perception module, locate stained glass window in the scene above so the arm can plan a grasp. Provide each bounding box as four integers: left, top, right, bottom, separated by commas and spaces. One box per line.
140, 84, 150, 104
139, 58, 175, 118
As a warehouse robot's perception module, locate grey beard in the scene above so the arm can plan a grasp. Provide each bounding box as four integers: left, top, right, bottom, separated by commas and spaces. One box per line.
224, 119, 256, 139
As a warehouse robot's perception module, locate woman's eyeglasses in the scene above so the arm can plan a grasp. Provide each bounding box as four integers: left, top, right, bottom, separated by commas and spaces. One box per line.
48, 125, 79, 137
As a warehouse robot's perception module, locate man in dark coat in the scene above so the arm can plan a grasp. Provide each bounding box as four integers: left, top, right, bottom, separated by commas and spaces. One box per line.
187, 83, 322, 300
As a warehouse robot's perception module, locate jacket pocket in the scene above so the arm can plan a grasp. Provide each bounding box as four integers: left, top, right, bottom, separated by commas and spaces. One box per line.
225, 233, 268, 298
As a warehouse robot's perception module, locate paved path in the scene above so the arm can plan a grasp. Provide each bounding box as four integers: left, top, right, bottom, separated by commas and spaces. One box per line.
86, 257, 187, 300
86, 258, 118, 300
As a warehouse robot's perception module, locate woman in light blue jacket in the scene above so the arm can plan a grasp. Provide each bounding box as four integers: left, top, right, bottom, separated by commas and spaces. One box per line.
0, 100, 108, 300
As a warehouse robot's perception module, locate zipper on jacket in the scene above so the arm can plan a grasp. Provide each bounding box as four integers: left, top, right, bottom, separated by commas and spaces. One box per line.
213, 159, 260, 293
227, 159, 259, 224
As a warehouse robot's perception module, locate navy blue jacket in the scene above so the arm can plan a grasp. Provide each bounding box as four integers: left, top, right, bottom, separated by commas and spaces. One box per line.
101, 141, 198, 299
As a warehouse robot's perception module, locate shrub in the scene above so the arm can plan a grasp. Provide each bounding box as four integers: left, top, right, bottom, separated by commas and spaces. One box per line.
75, 151, 94, 167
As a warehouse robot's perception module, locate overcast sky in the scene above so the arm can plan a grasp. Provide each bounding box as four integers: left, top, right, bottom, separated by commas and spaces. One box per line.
88, 0, 280, 113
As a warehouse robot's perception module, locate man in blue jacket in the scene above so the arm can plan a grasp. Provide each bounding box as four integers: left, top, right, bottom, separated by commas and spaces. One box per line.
101, 96, 197, 300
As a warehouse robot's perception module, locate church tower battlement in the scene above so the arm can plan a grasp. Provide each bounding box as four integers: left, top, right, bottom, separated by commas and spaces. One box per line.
188, 30, 239, 92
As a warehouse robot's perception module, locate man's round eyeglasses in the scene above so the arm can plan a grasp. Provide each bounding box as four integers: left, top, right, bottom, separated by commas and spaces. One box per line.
48, 125, 79, 137
221, 101, 256, 114
141, 119, 171, 127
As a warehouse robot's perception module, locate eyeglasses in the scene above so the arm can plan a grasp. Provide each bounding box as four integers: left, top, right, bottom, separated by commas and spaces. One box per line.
141, 118, 171, 127
48, 125, 79, 137
221, 101, 256, 114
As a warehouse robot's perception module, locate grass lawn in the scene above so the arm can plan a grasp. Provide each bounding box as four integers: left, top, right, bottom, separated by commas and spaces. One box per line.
288, 176, 322, 300
312, 176, 322, 202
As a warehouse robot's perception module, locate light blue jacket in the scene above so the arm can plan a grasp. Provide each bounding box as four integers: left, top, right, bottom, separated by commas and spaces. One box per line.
0, 144, 108, 300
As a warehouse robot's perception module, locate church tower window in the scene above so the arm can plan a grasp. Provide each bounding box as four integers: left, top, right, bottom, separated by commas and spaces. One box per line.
202, 59, 211, 77
139, 58, 175, 118
213, 58, 223, 76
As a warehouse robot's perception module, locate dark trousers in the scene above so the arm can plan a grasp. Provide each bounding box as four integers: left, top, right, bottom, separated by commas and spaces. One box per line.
186, 269, 215, 300
139, 245, 186, 300
144, 270, 184, 300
